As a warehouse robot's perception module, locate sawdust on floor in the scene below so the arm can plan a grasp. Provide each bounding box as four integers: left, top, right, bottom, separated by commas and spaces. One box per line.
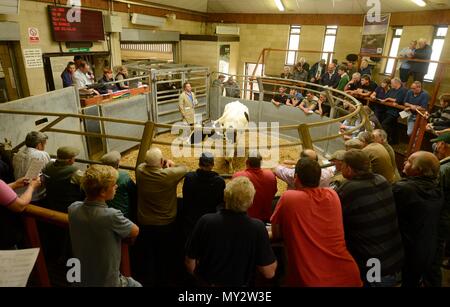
120, 131, 306, 196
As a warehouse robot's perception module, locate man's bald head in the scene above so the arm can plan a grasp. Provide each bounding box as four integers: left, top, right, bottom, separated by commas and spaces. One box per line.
404, 151, 440, 178
300, 149, 318, 162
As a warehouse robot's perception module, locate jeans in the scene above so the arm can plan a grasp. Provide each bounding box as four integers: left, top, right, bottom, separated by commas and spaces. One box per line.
412, 71, 426, 83
407, 114, 417, 136
381, 113, 399, 144
400, 68, 411, 83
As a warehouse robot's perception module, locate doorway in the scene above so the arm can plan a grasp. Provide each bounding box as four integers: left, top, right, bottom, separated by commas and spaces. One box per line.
0, 42, 22, 102
244, 62, 264, 100
42, 52, 110, 92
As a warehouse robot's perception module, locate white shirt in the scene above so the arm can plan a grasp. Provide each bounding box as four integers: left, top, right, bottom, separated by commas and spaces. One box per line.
73, 69, 92, 88
13, 147, 51, 180
13, 147, 51, 200
274, 165, 335, 190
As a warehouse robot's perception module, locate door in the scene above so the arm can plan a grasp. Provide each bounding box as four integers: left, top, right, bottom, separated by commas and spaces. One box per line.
0, 42, 21, 102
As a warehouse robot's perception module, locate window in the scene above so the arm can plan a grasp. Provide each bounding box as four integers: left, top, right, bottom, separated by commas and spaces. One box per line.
321, 26, 338, 62
120, 43, 174, 62
384, 28, 403, 75
424, 26, 448, 81
244, 62, 264, 100
286, 25, 301, 65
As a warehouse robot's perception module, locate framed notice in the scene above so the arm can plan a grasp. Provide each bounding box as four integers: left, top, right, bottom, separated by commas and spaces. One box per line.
23, 48, 43, 68
360, 13, 391, 54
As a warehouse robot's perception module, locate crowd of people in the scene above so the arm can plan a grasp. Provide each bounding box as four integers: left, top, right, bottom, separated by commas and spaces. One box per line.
0, 127, 449, 287
61, 55, 133, 97
267, 38, 446, 145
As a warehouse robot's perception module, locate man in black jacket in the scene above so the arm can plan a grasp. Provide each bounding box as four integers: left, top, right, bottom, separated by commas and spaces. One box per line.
410, 38, 432, 83
182, 152, 225, 240
393, 151, 443, 287
320, 63, 341, 88
308, 59, 326, 84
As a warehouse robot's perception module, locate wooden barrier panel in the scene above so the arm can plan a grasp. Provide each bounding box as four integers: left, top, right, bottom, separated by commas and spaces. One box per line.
21, 204, 132, 287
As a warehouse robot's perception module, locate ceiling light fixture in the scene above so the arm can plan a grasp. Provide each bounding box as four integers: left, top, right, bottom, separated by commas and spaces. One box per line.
411, 0, 427, 7
274, 0, 285, 12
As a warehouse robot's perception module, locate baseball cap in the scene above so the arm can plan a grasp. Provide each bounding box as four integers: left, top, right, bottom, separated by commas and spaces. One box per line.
57, 146, 80, 160
329, 150, 346, 161
199, 152, 214, 166
431, 133, 450, 144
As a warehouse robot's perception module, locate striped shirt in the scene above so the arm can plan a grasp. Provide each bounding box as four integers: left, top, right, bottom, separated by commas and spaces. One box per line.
337, 173, 404, 278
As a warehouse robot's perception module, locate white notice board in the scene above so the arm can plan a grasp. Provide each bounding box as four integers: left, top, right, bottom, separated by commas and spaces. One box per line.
23, 49, 44, 68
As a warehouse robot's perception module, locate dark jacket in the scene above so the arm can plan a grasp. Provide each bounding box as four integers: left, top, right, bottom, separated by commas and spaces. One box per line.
308, 62, 326, 81
359, 67, 372, 76
392, 176, 443, 286
439, 157, 450, 239
182, 169, 226, 237
320, 71, 341, 88
98, 75, 119, 94
410, 45, 433, 74
42, 161, 84, 212
61, 69, 73, 88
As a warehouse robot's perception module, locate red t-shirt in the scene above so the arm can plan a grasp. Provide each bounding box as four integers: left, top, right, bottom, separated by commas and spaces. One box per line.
0, 180, 17, 207
271, 188, 362, 287
233, 168, 277, 222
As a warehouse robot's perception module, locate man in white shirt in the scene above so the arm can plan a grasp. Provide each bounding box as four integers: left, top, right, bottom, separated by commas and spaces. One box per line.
73, 61, 99, 95
12, 131, 51, 200
273, 149, 334, 189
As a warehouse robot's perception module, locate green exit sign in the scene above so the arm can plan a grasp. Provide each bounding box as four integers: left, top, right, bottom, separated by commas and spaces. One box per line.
69, 47, 91, 52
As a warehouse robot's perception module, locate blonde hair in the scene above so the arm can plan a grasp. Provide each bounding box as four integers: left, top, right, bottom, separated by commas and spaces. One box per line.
224, 177, 255, 213
81, 165, 118, 198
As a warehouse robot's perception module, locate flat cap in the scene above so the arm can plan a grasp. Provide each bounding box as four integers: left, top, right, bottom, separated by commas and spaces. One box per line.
57, 146, 80, 160
431, 133, 450, 144
345, 138, 364, 149
329, 150, 346, 161
100, 151, 121, 166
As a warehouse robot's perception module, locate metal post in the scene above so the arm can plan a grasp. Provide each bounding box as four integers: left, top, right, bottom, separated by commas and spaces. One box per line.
298, 124, 313, 150
136, 121, 156, 167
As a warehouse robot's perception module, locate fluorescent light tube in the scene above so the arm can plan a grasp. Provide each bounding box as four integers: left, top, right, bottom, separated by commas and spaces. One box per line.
274, 0, 285, 12
411, 0, 427, 7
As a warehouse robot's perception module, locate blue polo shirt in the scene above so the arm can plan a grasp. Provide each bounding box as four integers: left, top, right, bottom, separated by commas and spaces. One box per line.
385, 87, 408, 117
404, 90, 429, 109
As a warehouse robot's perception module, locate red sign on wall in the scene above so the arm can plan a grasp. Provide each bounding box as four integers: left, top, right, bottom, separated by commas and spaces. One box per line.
48, 6, 105, 42
28, 27, 40, 44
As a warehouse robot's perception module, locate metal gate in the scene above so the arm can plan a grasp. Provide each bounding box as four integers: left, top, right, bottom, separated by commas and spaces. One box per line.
125, 62, 210, 133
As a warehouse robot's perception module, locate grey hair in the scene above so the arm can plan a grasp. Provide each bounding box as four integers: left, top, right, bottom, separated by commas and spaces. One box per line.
392, 77, 402, 85
25, 131, 48, 148
145, 147, 163, 167
358, 131, 375, 144
352, 72, 361, 79
373, 129, 388, 144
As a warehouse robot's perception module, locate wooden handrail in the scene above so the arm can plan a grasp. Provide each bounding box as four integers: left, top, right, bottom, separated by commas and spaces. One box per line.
359, 53, 450, 65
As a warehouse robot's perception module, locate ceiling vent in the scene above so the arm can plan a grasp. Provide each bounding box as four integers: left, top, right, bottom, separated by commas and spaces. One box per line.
0, 0, 19, 15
